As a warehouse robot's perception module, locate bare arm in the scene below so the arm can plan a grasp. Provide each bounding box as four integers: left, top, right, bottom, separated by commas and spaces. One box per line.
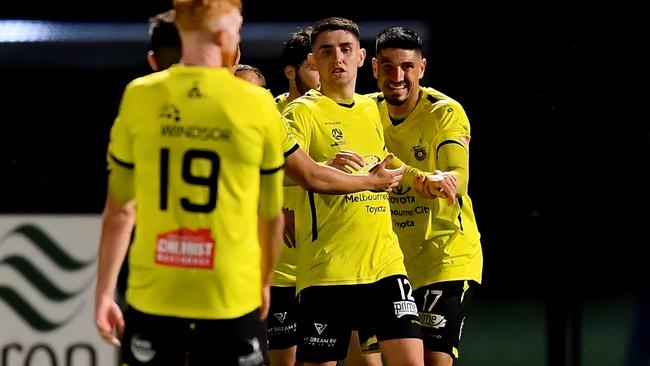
94, 164, 135, 347
284, 148, 403, 194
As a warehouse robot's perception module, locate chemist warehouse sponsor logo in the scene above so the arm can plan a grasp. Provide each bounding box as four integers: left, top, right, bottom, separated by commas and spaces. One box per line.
0, 223, 100, 365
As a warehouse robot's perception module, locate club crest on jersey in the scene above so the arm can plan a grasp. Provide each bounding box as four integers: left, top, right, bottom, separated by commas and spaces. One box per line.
188, 82, 202, 98
159, 103, 181, 122
412, 139, 427, 161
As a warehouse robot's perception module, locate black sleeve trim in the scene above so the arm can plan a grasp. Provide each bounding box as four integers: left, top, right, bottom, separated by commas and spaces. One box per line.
308, 191, 318, 242
284, 143, 300, 158
427, 94, 440, 104
260, 165, 283, 175
457, 196, 464, 231
110, 154, 135, 169
436, 140, 464, 156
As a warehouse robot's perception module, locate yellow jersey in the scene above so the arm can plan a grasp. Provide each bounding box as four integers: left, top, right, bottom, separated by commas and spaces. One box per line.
370, 87, 483, 290
108, 65, 285, 319
283, 90, 406, 294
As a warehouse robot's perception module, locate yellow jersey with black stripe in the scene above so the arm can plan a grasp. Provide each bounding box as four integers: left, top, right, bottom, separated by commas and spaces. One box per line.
108, 65, 285, 319
283, 90, 406, 294
369, 87, 483, 290
272, 92, 300, 287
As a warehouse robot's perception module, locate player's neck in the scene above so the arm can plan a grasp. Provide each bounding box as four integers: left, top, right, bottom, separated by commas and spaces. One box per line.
320, 82, 355, 104
387, 87, 422, 120
180, 38, 224, 68
287, 85, 302, 103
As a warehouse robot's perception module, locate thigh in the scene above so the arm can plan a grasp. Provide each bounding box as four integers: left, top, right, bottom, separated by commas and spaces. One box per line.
190, 309, 266, 366
121, 307, 185, 366
268, 286, 298, 350
361, 274, 421, 342
296, 285, 355, 363
413, 280, 478, 358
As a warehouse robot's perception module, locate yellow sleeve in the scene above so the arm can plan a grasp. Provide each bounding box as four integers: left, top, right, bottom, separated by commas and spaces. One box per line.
388, 154, 429, 186
259, 96, 286, 219
107, 163, 135, 205
261, 96, 287, 172
437, 142, 469, 196
282, 101, 313, 153
107, 83, 139, 167
281, 116, 300, 157
105, 83, 139, 205
435, 100, 471, 151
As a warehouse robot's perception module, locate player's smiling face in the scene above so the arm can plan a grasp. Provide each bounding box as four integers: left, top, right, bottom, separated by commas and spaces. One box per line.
373, 48, 425, 107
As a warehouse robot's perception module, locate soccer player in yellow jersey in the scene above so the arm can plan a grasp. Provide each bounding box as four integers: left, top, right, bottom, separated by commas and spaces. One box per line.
95, 0, 283, 364
268, 27, 321, 366
282, 17, 425, 365
274, 27, 321, 113
370, 27, 483, 366
273, 26, 383, 366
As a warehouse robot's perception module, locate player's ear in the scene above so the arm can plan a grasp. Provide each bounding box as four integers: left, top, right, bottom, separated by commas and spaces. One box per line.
358, 48, 366, 68
307, 53, 316, 68
147, 50, 159, 71
212, 29, 225, 47
284, 65, 295, 81
372, 57, 379, 79
419, 58, 427, 80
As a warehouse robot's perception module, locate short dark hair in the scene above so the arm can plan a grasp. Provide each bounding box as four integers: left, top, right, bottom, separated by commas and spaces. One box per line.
148, 10, 182, 69
310, 17, 360, 48
282, 27, 312, 68
375, 26, 422, 55
235, 64, 267, 88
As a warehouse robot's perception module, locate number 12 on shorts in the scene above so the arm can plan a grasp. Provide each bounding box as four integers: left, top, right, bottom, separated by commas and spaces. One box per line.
397, 278, 415, 301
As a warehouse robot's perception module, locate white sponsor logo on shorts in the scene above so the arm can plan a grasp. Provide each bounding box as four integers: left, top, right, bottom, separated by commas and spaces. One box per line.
420, 312, 447, 329
238, 338, 264, 366
130, 334, 156, 363
274, 312, 287, 323
314, 323, 327, 335
304, 336, 338, 347
393, 300, 418, 318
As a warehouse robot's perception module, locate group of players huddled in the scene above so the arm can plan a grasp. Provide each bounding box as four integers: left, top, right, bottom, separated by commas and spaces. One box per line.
94, 1, 483, 366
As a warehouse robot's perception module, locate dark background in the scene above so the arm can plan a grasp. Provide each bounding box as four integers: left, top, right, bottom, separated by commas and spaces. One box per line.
0, 0, 646, 298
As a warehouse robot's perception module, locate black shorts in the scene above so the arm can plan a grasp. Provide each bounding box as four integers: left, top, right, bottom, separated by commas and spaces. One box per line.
267, 286, 298, 349
413, 280, 478, 358
296, 275, 421, 362
121, 306, 268, 366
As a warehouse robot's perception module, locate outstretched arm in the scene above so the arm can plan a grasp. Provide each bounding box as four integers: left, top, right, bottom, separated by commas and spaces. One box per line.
329, 151, 457, 204
284, 148, 403, 194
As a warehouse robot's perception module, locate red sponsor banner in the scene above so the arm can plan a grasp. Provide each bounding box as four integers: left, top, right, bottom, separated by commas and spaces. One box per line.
155, 228, 215, 269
